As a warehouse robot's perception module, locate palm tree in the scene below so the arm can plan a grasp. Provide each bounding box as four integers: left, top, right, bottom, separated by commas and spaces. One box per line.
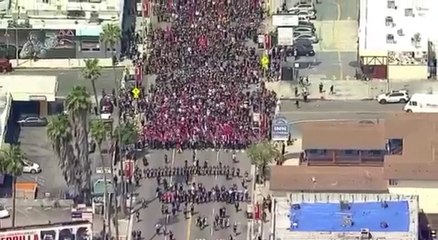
0, 145, 25, 227
65, 86, 92, 200
90, 119, 111, 239
100, 23, 126, 228
247, 141, 280, 183
115, 122, 138, 148
82, 58, 102, 114
46, 114, 78, 190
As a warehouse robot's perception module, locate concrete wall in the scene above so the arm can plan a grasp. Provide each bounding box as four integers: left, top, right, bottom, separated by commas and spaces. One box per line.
389, 180, 438, 213
388, 65, 428, 80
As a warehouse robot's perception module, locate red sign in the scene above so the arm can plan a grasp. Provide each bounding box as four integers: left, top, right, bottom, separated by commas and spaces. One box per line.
135, 65, 143, 84
0, 221, 91, 240
123, 159, 134, 178
264, 34, 271, 50
142, 0, 149, 17
254, 203, 261, 220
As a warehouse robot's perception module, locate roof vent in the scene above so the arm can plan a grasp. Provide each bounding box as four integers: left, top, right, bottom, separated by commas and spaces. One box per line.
385, 16, 393, 26
397, 29, 404, 36
387, 0, 396, 9
405, 8, 414, 17
386, 34, 396, 44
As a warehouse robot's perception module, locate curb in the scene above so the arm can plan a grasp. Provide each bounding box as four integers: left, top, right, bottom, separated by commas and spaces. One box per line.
279, 97, 375, 101
126, 212, 134, 240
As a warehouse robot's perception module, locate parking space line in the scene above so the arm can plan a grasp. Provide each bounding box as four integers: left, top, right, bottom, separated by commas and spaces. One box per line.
215, 151, 220, 180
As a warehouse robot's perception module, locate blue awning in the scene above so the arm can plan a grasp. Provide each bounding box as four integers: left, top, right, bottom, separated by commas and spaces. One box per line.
77, 26, 102, 37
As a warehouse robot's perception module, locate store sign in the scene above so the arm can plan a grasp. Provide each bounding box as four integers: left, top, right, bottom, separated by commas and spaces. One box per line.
271, 116, 289, 141
0, 221, 91, 240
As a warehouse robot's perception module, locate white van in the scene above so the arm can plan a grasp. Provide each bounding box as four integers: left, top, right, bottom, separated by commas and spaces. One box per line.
404, 93, 438, 112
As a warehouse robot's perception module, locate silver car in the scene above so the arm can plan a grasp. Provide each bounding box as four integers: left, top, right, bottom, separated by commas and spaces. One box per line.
293, 32, 319, 44
289, 3, 315, 12
293, 27, 315, 34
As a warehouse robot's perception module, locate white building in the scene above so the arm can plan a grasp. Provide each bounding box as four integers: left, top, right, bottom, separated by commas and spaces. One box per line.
0, 0, 126, 59
358, 0, 438, 80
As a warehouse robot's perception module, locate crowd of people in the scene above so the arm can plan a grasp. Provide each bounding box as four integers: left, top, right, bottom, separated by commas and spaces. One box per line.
119, 0, 278, 151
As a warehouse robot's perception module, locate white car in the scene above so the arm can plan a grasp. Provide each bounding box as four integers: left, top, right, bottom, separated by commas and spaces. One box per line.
288, 9, 316, 20
0, 205, 10, 219
376, 90, 409, 104
289, 3, 315, 12
22, 160, 42, 174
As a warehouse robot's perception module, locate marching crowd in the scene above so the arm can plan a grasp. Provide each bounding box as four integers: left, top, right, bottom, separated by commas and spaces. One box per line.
119, 0, 278, 151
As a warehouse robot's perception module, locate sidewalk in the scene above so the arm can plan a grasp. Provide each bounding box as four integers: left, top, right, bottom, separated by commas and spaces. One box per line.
11, 58, 133, 69
266, 79, 438, 100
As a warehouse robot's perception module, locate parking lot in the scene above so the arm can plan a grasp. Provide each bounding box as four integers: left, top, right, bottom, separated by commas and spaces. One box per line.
0, 207, 71, 227
18, 126, 67, 198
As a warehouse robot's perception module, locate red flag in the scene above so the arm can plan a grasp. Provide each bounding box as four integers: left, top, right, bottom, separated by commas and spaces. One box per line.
135, 65, 143, 84
142, 0, 149, 17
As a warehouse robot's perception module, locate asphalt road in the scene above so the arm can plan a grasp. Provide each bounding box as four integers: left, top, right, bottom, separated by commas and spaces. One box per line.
132, 149, 251, 240
280, 100, 404, 122
11, 69, 123, 97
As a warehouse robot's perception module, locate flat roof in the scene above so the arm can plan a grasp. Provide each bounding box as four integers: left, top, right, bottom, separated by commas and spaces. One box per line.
274, 194, 419, 240
270, 165, 388, 192
0, 75, 58, 102
359, 0, 438, 53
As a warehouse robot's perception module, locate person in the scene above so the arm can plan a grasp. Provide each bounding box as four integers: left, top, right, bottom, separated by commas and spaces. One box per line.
155, 223, 161, 235
233, 222, 238, 234
295, 100, 299, 108
135, 211, 140, 222
232, 152, 237, 163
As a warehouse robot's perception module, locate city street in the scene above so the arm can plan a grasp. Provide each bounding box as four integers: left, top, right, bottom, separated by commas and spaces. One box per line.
11, 69, 123, 97
280, 100, 404, 122
132, 149, 251, 240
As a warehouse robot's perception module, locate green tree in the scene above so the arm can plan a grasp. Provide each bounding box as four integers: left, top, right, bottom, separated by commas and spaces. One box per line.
65, 86, 92, 199
115, 122, 138, 147
100, 23, 124, 234
90, 119, 112, 238
0, 145, 25, 227
46, 114, 78, 190
82, 58, 102, 113
247, 141, 280, 183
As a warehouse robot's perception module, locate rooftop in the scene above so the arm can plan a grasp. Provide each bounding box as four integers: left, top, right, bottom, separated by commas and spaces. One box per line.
274, 193, 419, 240
271, 114, 438, 192
359, 0, 438, 58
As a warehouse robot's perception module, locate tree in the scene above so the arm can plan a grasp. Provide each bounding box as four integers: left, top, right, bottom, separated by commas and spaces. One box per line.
115, 122, 138, 148
82, 58, 102, 114
247, 141, 280, 183
65, 86, 92, 200
90, 119, 111, 239
101, 23, 126, 228
0, 145, 25, 227
46, 114, 78, 190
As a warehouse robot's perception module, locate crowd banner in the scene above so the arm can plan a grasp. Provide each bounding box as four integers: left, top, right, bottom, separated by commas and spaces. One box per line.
271, 116, 289, 141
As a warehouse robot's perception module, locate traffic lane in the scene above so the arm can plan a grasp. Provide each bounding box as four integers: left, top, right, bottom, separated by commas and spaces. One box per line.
284, 111, 393, 123
189, 150, 250, 240
0, 207, 71, 227
12, 69, 124, 97
280, 100, 404, 113
212, 151, 249, 240
18, 126, 66, 197
186, 149, 221, 240
132, 149, 174, 240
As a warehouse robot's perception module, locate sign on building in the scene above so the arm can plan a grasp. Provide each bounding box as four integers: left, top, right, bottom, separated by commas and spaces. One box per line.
277, 27, 294, 46
271, 116, 290, 141
0, 221, 92, 240
272, 14, 299, 27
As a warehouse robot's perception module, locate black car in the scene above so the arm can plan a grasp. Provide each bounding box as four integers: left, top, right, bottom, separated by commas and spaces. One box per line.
293, 44, 315, 57
17, 116, 48, 127
294, 38, 313, 47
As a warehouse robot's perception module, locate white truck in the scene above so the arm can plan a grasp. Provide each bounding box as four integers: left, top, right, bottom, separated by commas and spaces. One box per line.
404, 93, 438, 112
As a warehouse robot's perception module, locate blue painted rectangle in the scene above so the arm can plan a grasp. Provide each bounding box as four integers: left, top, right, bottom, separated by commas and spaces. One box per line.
77, 26, 102, 36
289, 201, 410, 232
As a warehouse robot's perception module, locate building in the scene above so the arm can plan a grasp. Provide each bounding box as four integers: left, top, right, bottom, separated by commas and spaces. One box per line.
270, 114, 438, 214
0, 0, 128, 59
0, 76, 58, 148
272, 193, 419, 240
358, 0, 438, 80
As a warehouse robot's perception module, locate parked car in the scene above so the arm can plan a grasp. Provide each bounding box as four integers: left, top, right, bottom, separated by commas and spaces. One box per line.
294, 38, 313, 47
293, 25, 315, 33
293, 32, 319, 43
298, 21, 315, 28
22, 160, 42, 174
293, 27, 314, 34
288, 9, 316, 20
0, 205, 10, 219
289, 3, 315, 11
376, 90, 409, 104
292, 44, 315, 56
17, 116, 48, 127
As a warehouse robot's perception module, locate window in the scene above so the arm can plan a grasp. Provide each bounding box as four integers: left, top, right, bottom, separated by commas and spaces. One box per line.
42, 0, 48, 3
368, 150, 383, 156
386, 34, 395, 43
344, 150, 359, 155
385, 16, 393, 26
405, 8, 413, 16
81, 40, 100, 51
390, 92, 404, 97
409, 101, 417, 106
387, 0, 396, 9
389, 179, 398, 185
386, 138, 403, 155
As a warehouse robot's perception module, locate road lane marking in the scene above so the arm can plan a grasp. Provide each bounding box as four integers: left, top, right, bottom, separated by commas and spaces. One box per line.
170, 149, 176, 182
211, 208, 215, 236
215, 151, 220, 179
337, 51, 344, 80
336, 0, 341, 21
186, 213, 193, 240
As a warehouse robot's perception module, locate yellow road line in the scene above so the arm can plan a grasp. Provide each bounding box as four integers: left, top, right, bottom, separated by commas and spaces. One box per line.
186, 214, 193, 240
